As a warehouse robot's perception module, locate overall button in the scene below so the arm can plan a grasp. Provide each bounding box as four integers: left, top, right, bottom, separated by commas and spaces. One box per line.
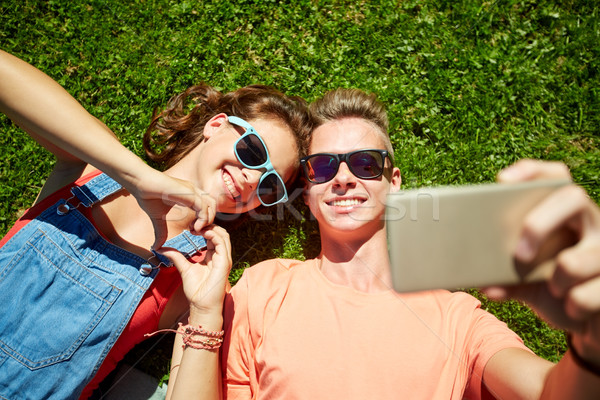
57, 203, 71, 215
139, 264, 153, 276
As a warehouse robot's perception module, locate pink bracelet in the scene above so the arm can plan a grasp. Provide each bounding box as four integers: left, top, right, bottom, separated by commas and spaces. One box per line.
145, 322, 225, 351
177, 323, 225, 350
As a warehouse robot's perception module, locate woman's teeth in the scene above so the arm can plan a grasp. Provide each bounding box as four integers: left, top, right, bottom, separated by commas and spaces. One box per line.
223, 172, 240, 198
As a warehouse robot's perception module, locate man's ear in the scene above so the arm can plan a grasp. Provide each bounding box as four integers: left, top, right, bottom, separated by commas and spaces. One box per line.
202, 113, 229, 140
389, 167, 402, 193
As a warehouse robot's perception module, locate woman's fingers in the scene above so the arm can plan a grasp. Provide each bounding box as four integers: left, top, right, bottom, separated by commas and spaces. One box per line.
199, 225, 232, 273
190, 195, 217, 234
135, 175, 218, 248
157, 227, 232, 313
550, 238, 600, 298
150, 214, 170, 251
157, 247, 191, 276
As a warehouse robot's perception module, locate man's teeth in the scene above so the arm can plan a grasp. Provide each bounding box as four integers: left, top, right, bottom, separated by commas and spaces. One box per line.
331, 199, 361, 207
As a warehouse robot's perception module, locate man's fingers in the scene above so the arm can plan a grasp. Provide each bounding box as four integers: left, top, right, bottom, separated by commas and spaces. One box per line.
483, 282, 583, 332
565, 278, 600, 322
514, 185, 588, 264
549, 240, 600, 298
497, 159, 572, 183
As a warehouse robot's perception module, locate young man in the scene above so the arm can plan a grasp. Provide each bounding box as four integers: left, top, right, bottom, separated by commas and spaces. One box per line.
165, 89, 600, 399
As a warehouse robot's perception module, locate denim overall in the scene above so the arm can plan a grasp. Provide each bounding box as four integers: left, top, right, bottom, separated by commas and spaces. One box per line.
0, 173, 206, 400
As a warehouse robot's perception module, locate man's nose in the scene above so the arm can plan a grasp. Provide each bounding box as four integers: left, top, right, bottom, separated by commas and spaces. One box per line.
331, 162, 357, 188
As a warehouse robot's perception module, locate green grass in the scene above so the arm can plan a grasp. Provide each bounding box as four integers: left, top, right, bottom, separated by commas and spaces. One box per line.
1, 0, 598, 379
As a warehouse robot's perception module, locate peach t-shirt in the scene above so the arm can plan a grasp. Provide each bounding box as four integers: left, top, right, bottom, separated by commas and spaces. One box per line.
222, 258, 531, 400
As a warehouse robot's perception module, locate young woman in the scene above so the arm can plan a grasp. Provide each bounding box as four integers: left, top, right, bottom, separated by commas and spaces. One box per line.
0, 50, 311, 399
166, 89, 600, 399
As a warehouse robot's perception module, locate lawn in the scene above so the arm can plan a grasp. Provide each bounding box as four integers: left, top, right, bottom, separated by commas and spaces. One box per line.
1, 0, 599, 383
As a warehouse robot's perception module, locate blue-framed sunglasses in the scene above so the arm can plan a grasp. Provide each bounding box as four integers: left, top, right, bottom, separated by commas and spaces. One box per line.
300, 149, 390, 184
228, 115, 288, 206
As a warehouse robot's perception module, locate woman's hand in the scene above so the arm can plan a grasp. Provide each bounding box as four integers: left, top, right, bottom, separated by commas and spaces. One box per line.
130, 171, 217, 250
484, 159, 600, 365
158, 225, 232, 320
162, 225, 229, 400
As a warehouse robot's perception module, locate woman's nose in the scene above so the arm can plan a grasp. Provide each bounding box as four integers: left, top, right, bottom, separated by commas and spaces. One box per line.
242, 168, 263, 191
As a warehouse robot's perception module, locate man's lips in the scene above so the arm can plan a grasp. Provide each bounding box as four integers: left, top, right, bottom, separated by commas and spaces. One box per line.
222, 169, 241, 199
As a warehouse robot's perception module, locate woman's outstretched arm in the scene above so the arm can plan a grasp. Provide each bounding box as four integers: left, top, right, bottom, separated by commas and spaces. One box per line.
0, 50, 216, 247
0, 49, 150, 188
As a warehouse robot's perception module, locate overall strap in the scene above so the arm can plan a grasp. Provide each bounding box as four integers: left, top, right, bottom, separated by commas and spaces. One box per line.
71, 173, 207, 268
70, 173, 124, 206
154, 231, 207, 267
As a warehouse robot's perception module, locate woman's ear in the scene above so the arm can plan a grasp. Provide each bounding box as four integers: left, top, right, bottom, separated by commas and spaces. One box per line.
203, 113, 229, 140
302, 177, 310, 205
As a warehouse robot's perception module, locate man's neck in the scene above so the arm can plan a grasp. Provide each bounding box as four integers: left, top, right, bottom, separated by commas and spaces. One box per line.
318, 227, 393, 293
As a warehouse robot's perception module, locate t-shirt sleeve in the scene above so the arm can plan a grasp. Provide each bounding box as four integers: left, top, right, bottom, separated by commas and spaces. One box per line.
460, 294, 533, 400
221, 272, 253, 400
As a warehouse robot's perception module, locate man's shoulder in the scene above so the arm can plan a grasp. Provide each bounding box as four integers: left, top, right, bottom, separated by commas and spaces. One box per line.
243, 258, 309, 279
399, 289, 483, 316
230, 258, 313, 305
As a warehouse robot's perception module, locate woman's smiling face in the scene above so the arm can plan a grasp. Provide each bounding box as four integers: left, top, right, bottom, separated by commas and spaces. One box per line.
197, 115, 299, 214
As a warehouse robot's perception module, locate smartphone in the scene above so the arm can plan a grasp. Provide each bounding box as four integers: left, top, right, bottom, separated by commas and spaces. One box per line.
385, 179, 569, 293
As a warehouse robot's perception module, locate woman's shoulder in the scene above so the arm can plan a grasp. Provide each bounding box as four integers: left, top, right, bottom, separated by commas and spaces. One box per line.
33, 163, 98, 205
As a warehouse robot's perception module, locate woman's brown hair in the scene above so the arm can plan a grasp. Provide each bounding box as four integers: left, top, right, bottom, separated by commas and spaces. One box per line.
143, 84, 312, 169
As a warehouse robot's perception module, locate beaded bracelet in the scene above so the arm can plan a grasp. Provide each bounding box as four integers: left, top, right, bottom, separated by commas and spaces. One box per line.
145, 322, 225, 351
567, 335, 600, 377
177, 323, 225, 350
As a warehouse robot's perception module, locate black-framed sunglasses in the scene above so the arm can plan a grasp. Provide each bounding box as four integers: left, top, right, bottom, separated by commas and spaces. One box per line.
228, 115, 288, 206
300, 149, 390, 184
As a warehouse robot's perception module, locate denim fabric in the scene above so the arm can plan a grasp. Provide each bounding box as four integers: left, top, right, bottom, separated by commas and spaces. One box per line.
0, 174, 205, 400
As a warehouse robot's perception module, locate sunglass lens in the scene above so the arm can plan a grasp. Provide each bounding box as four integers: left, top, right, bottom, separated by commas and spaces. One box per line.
348, 151, 383, 178
258, 173, 286, 205
306, 155, 338, 183
236, 134, 267, 167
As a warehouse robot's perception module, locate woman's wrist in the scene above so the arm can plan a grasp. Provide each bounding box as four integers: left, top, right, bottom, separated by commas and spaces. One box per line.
187, 308, 224, 331
102, 156, 161, 196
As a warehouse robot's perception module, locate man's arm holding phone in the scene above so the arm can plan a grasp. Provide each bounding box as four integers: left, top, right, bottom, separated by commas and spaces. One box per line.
482, 160, 600, 399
